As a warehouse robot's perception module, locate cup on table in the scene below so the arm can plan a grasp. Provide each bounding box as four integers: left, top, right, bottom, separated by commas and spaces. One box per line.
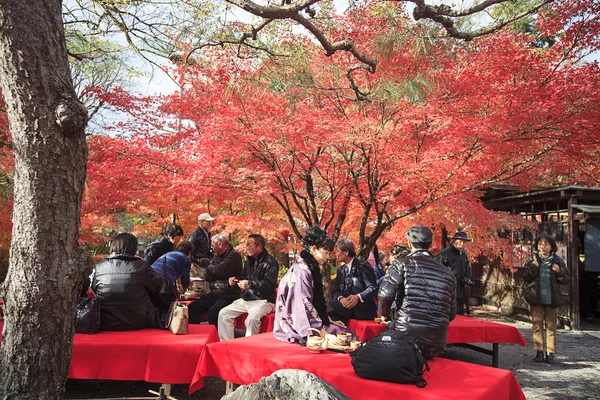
350, 341, 361, 350
336, 332, 352, 346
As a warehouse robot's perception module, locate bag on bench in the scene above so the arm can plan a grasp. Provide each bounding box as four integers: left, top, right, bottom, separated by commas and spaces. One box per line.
350, 329, 429, 387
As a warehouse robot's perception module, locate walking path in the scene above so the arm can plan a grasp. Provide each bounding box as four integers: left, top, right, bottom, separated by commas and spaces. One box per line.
442, 308, 600, 400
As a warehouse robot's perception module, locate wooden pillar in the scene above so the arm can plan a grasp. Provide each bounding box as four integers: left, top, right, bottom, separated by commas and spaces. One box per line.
568, 196, 580, 330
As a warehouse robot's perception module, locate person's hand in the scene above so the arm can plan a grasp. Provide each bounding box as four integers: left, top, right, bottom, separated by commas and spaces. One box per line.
228, 277, 238, 286
345, 294, 359, 309
340, 297, 350, 308
379, 316, 386, 323
552, 264, 560, 273
532, 257, 539, 267
329, 318, 346, 328
237, 279, 249, 290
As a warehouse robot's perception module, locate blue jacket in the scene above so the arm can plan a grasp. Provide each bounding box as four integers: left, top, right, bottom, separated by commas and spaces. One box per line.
151, 251, 192, 290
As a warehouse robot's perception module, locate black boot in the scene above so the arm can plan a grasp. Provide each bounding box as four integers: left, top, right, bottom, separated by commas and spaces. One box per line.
535, 350, 545, 363
546, 352, 555, 364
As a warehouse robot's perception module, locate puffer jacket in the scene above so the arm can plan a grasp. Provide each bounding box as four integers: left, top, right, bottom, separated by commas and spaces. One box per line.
521, 254, 570, 308
240, 249, 279, 303
92, 254, 162, 331
437, 244, 470, 300
205, 245, 243, 299
378, 250, 457, 351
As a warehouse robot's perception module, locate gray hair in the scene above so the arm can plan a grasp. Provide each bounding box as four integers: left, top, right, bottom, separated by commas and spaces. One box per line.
335, 238, 356, 258
211, 233, 230, 245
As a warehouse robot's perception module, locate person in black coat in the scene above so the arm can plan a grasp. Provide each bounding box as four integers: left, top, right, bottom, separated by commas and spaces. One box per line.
217, 234, 279, 340
437, 231, 474, 315
188, 232, 243, 327
379, 226, 456, 359
328, 238, 378, 321
189, 213, 215, 263
93, 233, 163, 331
142, 223, 184, 265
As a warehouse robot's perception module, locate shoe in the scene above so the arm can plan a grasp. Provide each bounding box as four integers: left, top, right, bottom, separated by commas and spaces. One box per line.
535, 350, 545, 363
546, 353, 555, 364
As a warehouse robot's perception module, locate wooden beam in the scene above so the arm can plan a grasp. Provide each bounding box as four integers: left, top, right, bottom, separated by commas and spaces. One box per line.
568, 196, 580, 330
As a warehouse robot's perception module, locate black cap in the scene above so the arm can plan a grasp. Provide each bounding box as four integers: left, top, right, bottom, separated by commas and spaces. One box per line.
405, 226, 433, 243
450, 231, 472, 242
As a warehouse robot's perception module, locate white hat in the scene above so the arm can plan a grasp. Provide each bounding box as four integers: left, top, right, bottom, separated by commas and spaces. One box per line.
197, 213, 215, 221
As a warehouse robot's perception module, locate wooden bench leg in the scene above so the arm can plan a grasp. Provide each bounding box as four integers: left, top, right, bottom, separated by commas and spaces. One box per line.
226, 381, 240, 394
492, 343, 499, 368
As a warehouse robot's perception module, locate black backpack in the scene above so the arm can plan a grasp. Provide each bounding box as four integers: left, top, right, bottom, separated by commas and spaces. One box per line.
350, 330, 430, 387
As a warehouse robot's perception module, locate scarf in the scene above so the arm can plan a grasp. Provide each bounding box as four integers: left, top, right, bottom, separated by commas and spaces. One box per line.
300, 249, 329, 327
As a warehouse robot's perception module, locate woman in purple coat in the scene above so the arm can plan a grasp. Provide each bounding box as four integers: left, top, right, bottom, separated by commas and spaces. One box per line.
274, 226, 354, 343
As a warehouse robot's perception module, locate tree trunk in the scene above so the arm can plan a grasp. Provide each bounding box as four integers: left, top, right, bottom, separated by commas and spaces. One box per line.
0, 0, 91, 398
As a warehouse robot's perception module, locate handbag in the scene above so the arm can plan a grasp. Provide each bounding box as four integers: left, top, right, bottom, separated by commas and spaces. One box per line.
158, 258, 178, 309
166, 302, 188, 335
75, 297, 101, 334
350, 330, 430, 387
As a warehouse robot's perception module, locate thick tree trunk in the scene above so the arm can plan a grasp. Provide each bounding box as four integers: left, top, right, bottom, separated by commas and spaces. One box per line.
0, 1, 91, 398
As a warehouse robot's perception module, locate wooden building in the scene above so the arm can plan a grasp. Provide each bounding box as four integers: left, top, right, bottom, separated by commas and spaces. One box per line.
481, 185, 600, 330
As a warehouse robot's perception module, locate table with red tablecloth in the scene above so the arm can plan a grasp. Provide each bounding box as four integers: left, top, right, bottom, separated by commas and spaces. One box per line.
0, 321, 219, 389
346, 315, 526, 367
193, 332, 526, 400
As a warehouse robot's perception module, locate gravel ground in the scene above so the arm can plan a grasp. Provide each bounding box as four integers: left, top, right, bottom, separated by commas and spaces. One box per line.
64, 310, 600, 399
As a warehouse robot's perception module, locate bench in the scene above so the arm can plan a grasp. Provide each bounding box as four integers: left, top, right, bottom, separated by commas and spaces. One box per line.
0, 321, 219, 397
194, 332, 526, 399
346, 315, 526, 367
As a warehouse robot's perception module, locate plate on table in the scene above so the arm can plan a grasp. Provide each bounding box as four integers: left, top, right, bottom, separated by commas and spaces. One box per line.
326, 343, 353, 353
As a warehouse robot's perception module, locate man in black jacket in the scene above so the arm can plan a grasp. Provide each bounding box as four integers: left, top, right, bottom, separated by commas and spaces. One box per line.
378, 226, 456, 359
188, 233, 243, 327
217, 234, 279, 340
328, 238, 377, 321
189, 213, 215, 263
437, 231, 474, 315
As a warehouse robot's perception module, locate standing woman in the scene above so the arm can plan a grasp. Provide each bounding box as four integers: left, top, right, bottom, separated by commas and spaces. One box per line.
274, 226, 354, 343
521, 235, 571, 364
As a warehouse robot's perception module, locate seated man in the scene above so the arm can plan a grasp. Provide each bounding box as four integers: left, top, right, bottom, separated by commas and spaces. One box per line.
217, 234, 279, 341
378, 226, 456, 359
188, 233, 243, 327
328, 238, 377, 321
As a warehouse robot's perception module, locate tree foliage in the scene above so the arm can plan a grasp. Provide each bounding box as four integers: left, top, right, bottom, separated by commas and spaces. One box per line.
88, 0, 600, 260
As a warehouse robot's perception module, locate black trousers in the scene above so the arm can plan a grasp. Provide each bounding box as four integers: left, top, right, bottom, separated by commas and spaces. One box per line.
328, 299, 377, 321
188, 293, 236, 326
456, 298, 465, 316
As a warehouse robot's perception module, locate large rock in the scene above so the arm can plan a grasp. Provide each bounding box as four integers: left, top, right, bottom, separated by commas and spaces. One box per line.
221, 369, 350, 400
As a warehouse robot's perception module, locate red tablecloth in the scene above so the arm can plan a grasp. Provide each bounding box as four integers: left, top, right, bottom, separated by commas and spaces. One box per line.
347, 315, 526, 346
194, 333, 526, 399
1, 322, 219, 388
234, 312, 275, 333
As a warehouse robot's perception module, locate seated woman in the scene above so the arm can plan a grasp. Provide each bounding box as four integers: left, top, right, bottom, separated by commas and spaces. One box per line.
274, 226, 355, 343
93, 233, 163, 331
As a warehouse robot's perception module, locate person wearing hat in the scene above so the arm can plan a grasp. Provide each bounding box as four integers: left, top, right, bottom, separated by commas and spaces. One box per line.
378, 226, 456, 359
437, 231, 474, 315
189, 213, 215, 264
